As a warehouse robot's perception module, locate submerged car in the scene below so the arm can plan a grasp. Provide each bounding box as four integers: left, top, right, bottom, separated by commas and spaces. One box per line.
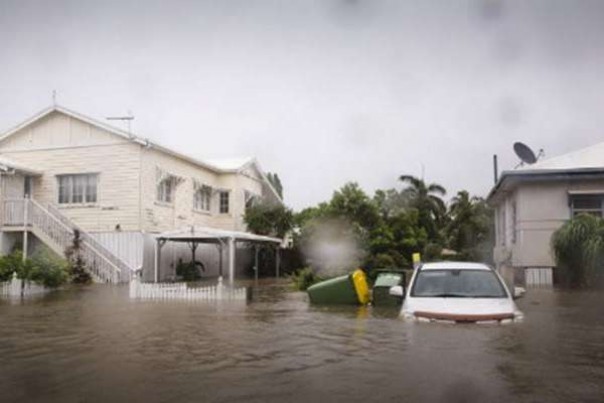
392, 262, 524, 324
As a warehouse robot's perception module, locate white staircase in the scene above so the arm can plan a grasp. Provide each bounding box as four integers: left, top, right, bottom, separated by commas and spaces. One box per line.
1, 198, 131, 283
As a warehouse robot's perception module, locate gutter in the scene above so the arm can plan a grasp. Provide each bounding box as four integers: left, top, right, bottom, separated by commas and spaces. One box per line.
487, 167, 604, 204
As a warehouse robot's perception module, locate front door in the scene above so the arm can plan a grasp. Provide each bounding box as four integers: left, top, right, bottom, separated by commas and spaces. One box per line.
24, 176, 33, 198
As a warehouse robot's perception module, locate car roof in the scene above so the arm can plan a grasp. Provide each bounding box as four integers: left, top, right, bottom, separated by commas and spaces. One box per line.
420, 262, 492, 271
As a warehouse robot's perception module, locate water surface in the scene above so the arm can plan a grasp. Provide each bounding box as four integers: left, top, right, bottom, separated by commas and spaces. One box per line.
1, 282, 603, 402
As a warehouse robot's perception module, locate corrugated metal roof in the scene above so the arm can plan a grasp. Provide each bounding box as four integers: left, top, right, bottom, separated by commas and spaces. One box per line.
205, 157, 254, 171
158, 226, 282, 244
516, 141, 604, 171
489, 141, 604, 203
0, 105, 283, 203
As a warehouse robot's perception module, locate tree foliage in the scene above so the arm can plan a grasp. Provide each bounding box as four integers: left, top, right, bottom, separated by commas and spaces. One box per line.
267, 172, 284, 199
0, 248, 69, 288
552, 214, 604, 288
244, 202, 294, 238
293, 177, 494, 274
245, 174, 495, 279
64, 230, 92, 284
445, 191, 493, 261
328, 183, 381, 232
399, 175, 447, 241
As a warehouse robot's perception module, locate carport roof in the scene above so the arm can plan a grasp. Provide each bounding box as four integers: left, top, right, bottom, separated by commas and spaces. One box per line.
157, 226, 282, 244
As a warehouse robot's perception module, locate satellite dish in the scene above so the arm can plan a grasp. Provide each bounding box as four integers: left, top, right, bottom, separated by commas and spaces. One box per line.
513, 142, 537, 165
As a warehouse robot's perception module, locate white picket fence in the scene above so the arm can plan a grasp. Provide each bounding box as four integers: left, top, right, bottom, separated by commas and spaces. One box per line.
525, 267, 553, 288
129, 276, 247, 301
0, 272, 49, 298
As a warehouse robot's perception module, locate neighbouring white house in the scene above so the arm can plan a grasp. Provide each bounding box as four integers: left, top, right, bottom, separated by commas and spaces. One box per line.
488, 141, 604, 287
0, 105, 283, 284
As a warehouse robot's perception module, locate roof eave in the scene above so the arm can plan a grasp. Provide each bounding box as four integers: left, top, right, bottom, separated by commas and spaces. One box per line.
246, 159, 284, 205
0, 105, 286, 201
487, 167, 604, 204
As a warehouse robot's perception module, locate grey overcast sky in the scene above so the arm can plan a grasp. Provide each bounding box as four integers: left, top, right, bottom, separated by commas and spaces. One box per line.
1, 0, 604, 209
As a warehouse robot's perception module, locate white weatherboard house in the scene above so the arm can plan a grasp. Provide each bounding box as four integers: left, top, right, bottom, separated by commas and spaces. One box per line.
488, 142, 604, 287
0, 105, 283, 284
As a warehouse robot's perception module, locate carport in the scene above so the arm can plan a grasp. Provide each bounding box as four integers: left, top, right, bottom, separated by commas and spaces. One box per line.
153, 226, 283, 285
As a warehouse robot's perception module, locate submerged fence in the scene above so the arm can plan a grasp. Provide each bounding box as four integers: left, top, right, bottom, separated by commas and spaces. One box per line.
129, 276, 247, 301
0, 273, 49, 298
525, 268, 553, 288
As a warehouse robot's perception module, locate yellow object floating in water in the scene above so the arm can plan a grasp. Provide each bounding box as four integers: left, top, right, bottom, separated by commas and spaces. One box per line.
351, 269, 370, 305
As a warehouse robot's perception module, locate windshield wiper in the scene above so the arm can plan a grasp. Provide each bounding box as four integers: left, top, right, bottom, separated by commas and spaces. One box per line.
424, 293, 473, 298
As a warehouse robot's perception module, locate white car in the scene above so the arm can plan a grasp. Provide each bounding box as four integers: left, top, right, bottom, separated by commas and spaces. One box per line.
392, 262, 524, 324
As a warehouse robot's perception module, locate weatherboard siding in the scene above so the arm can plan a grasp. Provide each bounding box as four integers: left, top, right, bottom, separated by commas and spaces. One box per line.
140, 148, 263, 233
0, 111, 124, 150
0, 109, 272, 235
0, 111, 143, 231
495, 179, 604, 269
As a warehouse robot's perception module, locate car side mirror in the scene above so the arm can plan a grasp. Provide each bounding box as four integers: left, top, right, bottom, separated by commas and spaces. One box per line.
513, 286, 526, 299
389, 285, 404, 298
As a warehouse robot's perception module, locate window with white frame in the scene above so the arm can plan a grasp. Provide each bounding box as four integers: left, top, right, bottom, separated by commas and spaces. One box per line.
156, 168, 183, 204
570, 194, 604, 217
193, 184, 212, 212
57, 174, 98, 204
219, 191, 230, 214
157, 177, 174, 203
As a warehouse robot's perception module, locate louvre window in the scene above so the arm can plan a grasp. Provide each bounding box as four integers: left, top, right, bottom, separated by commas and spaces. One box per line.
157, 178, 174, 204
570, 195, 603, 217
219, 191, 230, 214
194, 185, 212, 212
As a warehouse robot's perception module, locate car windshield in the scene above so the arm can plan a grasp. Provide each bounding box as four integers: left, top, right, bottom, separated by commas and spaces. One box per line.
411, 269, 507, 298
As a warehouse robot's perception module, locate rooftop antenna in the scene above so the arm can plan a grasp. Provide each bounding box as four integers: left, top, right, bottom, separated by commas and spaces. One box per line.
513, 141, 539, 168
106, 110, 134, 136
52, 90, 57, 106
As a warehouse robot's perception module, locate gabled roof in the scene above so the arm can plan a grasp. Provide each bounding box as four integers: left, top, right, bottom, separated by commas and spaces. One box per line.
0, 105, 283, 203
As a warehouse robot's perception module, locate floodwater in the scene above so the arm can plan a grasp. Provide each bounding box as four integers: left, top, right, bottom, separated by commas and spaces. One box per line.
1, 282, 603, 403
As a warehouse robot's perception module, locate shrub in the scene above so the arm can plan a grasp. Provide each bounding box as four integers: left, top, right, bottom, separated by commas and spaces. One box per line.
0, 251, 27, 282
0, 249, 69, 288
68, 254, 92, 284
64, 230, 92, 284
290, 267, 322, 291
176, 259, 203, 281
29, 248, 69, 288
552, 214, 604, 288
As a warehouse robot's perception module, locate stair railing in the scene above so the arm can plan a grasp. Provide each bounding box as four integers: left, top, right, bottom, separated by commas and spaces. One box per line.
1, 198, 129, 283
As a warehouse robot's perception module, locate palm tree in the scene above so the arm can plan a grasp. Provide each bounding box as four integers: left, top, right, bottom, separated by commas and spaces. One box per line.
446, 190, 492, 260
398, 174, 447, 240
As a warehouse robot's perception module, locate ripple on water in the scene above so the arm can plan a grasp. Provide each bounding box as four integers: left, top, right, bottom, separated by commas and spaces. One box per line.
1, 284, 604, 402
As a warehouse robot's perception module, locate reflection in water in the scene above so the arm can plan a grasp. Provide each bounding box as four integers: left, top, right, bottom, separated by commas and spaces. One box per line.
1, 283, 603, 402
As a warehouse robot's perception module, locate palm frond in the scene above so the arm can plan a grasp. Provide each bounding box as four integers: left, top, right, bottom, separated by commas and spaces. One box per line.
427, 183, 446, 196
